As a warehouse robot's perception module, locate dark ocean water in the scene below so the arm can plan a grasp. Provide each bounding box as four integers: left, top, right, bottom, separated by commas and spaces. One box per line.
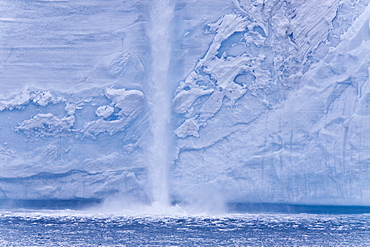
0, 210, 369, 246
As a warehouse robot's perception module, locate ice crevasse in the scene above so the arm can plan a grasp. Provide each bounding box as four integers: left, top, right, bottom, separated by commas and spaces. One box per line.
0, 0, 369, 207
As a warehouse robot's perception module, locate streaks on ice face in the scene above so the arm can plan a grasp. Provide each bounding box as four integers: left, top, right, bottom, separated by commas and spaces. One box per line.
0, 0, 154, 203
0, 168, 147, 200
0, 0, 150, 97
173, 14, 256, 138
173, 0, 341, 139
0, 86, 148, 201
171, 0, 370, 206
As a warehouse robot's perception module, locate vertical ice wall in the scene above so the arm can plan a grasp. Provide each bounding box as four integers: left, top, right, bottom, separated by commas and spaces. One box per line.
0, 0, 369, 208
0, 0, 153, 202
170, 0, 370, 206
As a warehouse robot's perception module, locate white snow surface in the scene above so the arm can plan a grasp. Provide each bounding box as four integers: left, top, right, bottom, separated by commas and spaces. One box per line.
0, 0, 369, 207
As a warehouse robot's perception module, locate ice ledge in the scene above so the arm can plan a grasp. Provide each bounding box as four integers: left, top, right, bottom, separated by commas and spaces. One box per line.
0, 198, 102, 210
227, 202, 370, 214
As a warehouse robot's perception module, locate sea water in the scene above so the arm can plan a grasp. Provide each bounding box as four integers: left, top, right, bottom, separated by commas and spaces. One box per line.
0, 210, 369, 246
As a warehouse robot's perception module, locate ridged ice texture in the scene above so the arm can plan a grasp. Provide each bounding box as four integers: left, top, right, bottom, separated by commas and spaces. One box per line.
171, 0, 370, 206
0, 1, 152, 201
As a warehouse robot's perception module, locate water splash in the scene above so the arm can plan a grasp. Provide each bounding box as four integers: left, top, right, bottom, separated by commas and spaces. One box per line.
147, 0, 174, 207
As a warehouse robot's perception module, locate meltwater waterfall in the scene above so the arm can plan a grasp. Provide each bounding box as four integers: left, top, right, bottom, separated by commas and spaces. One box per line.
0, 0, 370, 211
147, 0, 174, 207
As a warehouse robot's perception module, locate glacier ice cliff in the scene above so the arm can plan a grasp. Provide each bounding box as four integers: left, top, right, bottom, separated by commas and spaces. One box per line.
0, 0, 369, 208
